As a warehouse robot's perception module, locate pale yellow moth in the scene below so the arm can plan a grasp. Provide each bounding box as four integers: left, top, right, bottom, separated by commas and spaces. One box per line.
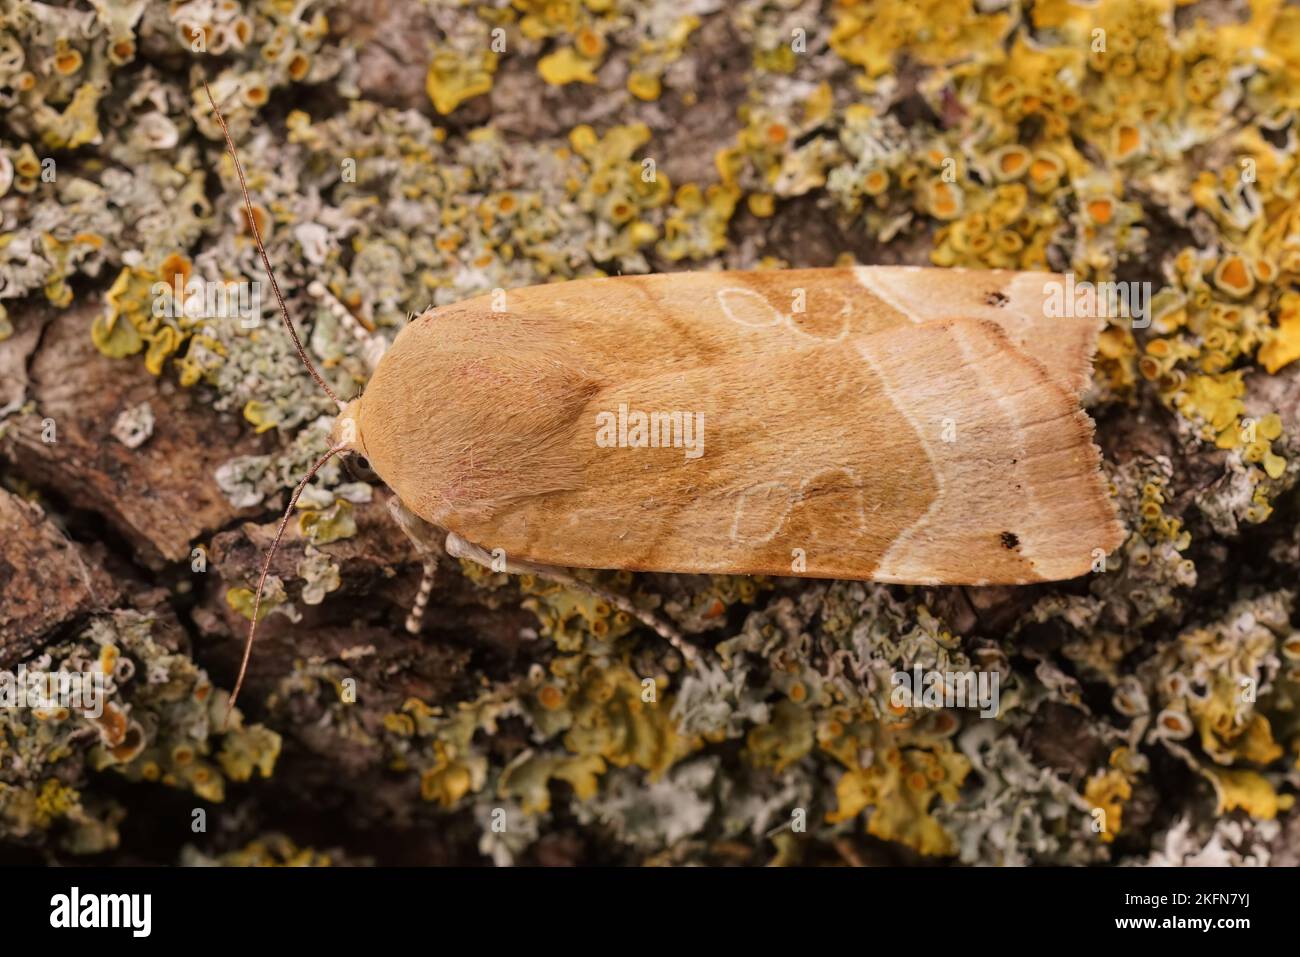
203, 86, 1124, 713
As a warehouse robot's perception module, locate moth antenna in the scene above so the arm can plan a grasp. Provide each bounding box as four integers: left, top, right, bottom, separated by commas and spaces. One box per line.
227, 442, 348, 723
202, 80, 344, 410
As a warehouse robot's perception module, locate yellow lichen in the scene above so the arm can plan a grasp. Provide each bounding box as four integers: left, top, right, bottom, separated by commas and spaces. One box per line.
426, 48, 497, 115
539, 47, 599, 85
1205, 768, 1295, 820
498, 751, 605, 814
817, 708, 970, 856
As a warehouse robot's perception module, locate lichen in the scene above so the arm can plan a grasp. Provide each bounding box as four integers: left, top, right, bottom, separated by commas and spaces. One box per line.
4, 0, 1300, 869
1, 611, 279, 853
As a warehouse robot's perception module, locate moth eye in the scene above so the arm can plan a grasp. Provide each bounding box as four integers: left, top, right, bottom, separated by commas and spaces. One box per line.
344, 455, 378, 482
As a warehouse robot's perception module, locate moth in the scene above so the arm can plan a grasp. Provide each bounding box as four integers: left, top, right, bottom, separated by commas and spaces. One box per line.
203, 87, 1124, 712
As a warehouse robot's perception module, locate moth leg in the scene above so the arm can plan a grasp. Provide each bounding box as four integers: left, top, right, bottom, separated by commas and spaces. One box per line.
308, 280, 387, 373
386, 496, 446, 634
444, 532, 702, 668
405, 560, 438, 635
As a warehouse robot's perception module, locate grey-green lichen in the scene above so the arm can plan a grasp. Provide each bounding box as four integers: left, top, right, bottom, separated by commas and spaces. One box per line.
0, 610, 280, 856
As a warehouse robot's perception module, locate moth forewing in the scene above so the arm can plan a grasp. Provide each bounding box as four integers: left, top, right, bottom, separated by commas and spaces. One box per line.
342, 268, 1123, 584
